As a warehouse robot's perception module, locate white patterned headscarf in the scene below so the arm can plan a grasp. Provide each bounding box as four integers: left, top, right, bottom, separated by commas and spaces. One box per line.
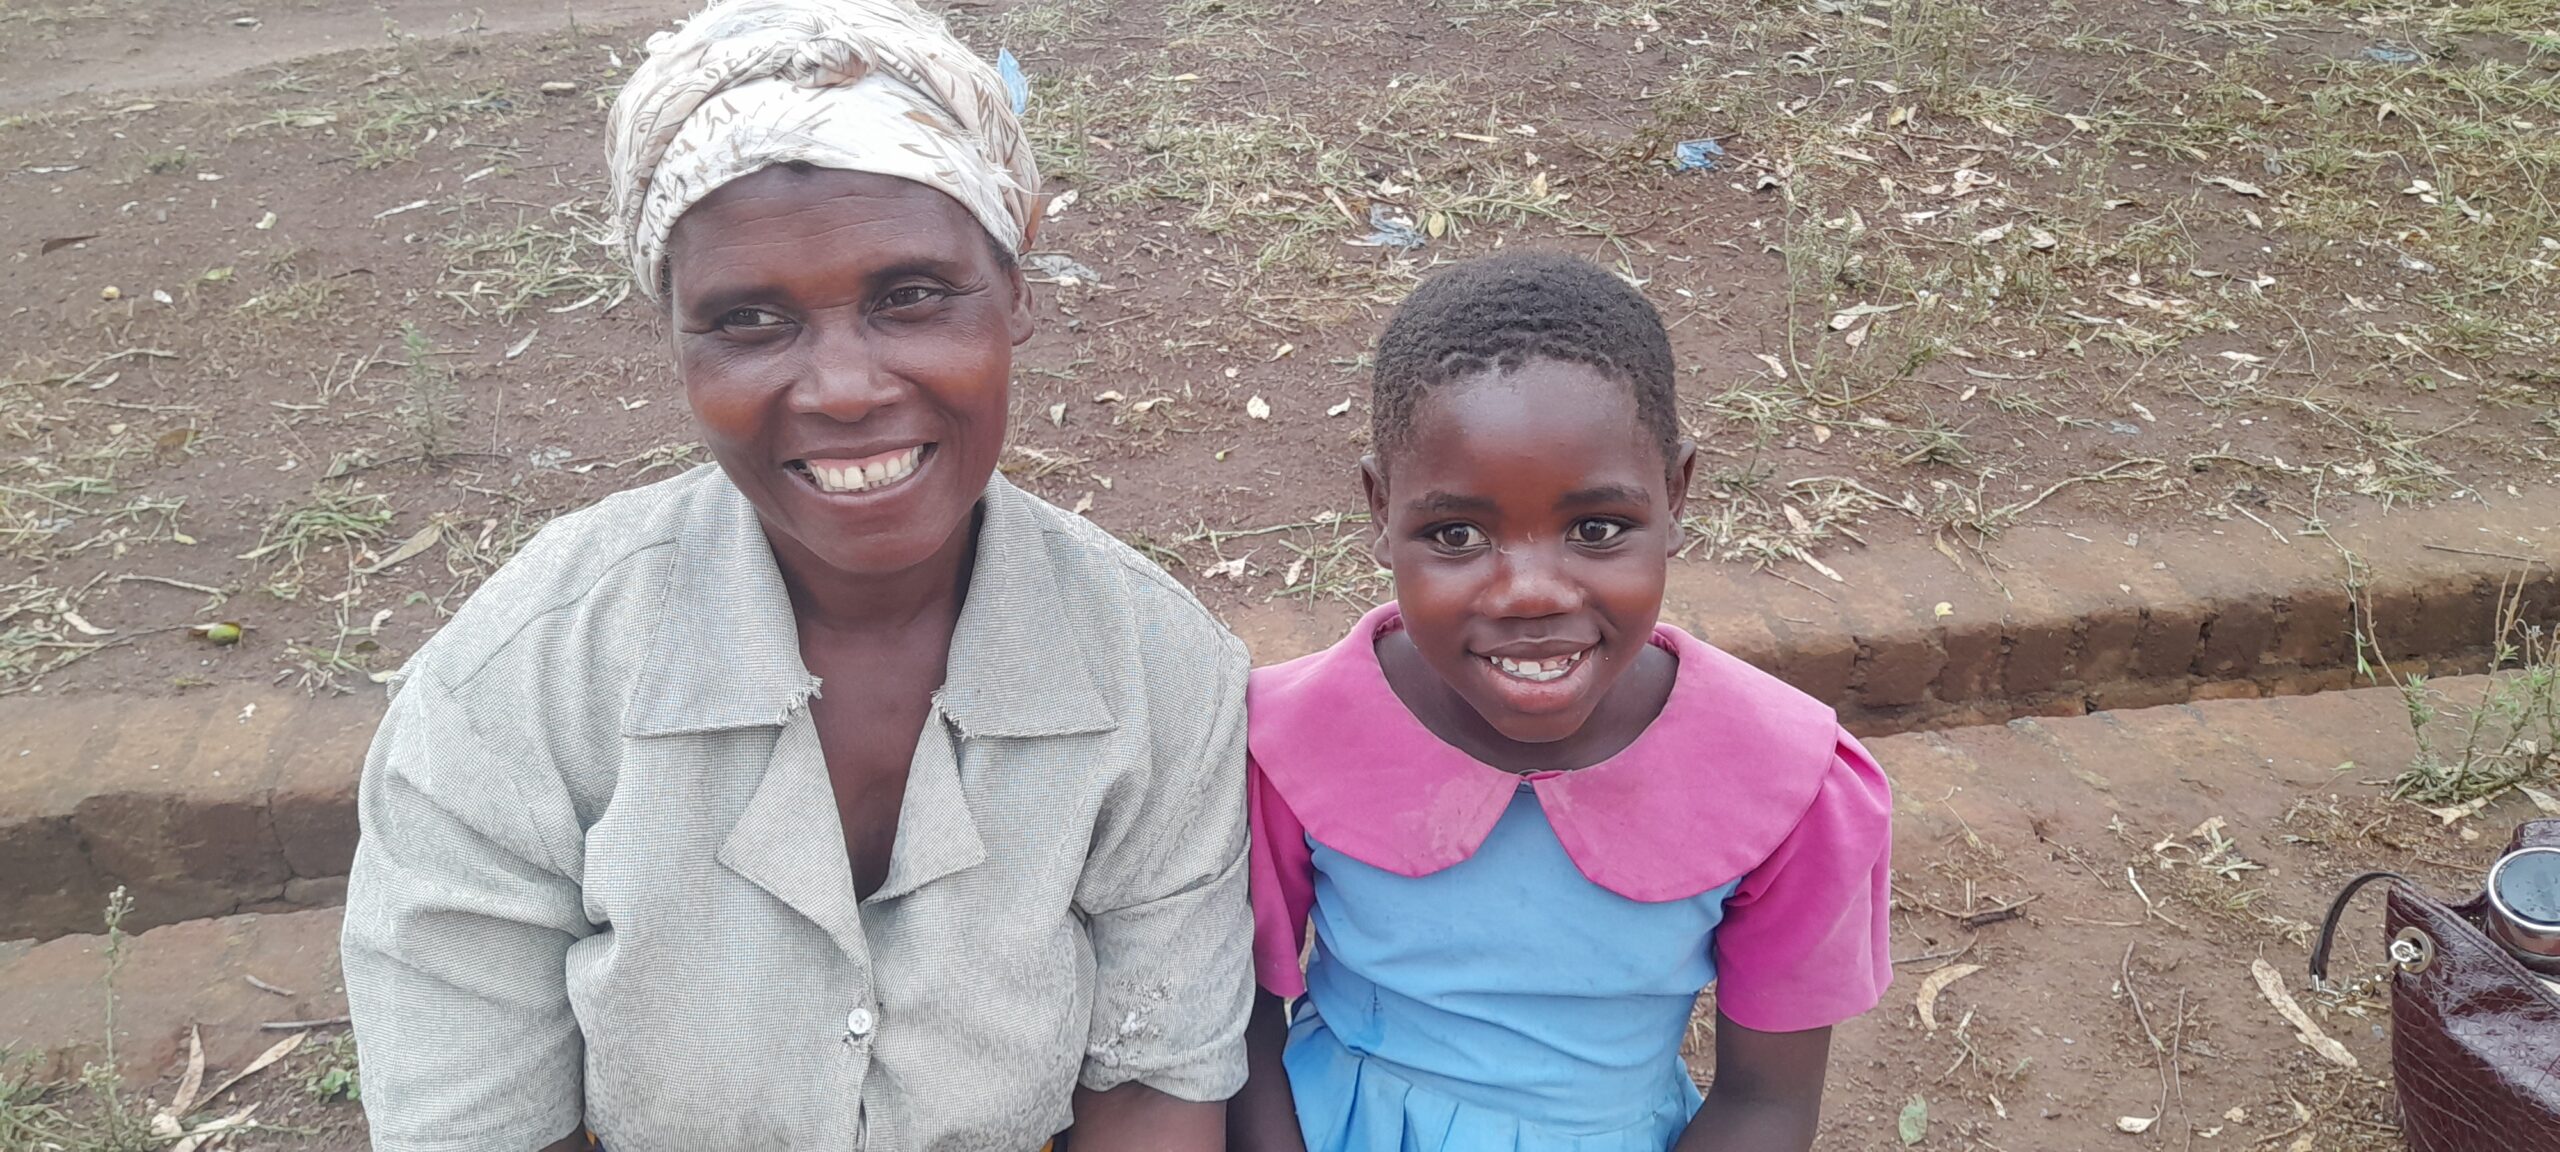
607, 0, 1039, 300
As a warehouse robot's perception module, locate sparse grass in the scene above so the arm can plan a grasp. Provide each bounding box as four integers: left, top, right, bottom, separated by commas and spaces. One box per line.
350, 84, 517, 169
1165, 0, 1282, 53
394, 322, 459, 463
1178, 511, 1389, 605
305, 1034, 359, 1104
241, 484, 395, 572
0, 889, 159, 1152
2382, 578, 2558, 806
436, 200, 621, 320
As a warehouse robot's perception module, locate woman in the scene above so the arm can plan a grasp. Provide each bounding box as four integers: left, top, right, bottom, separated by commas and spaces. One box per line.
338, 3, 1253, 1149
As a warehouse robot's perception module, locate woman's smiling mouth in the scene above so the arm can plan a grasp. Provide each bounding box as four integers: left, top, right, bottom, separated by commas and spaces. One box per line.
791, 444, 930, 495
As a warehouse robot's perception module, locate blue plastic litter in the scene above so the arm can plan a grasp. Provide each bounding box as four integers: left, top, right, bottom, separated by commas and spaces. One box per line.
1361, 204, 1427, 250
2363, 44, 2421, 64
997, 49, 1029, 115
1673, 138, 1724, 171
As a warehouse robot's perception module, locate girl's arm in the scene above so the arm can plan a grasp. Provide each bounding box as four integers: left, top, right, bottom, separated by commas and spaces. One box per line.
1672, 1012, 1832, 1152
1065, 1083, 1224, 1151
1226, 992, 1309, 1152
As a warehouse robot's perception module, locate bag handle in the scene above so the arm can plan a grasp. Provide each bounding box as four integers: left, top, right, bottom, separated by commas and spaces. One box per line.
2310, 870, 2406, 983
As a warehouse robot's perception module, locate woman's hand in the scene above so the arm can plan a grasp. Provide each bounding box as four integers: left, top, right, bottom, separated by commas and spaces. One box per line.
1226, 992, 1307, 1152
1672, 1013, 1831, 1152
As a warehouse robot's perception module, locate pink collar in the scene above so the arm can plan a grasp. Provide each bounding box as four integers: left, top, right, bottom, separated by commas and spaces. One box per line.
1247, 603, 1842, 902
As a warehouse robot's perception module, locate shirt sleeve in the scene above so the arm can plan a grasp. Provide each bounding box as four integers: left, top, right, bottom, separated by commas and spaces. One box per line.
339, 669, 593, 1152
1246, 756, 1318, 999
1073, 635, 1255, 1102
1711, 732, 1894, 1033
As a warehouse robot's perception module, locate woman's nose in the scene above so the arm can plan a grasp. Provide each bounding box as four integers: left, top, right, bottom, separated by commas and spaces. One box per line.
1484, 543, 1582, 619
788, 315, 897, 422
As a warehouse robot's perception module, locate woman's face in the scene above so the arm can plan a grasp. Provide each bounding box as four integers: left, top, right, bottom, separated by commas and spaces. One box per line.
666, 166, 1032, 579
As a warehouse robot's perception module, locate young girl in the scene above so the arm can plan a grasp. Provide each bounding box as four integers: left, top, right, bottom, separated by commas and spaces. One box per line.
1229, 253, 1893, 1152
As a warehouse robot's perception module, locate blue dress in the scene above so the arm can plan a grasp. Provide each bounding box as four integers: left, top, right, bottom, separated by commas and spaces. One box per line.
1284, 785, 1741, 1151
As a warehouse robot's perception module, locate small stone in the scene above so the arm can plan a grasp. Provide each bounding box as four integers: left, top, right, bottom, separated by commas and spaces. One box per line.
539, 81, 579, 95
99, 285, 121, 301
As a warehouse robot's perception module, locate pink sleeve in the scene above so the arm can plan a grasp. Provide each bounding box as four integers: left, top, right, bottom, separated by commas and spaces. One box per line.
1247, 756, 1317, 999
1711, 733, 1894, 1033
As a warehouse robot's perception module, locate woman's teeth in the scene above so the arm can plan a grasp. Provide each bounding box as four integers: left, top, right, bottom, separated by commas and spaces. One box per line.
1486, 650, 1586, 683
803, 446, 924, 494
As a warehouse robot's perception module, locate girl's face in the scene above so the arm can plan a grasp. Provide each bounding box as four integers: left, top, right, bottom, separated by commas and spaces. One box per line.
1363, 358, 1697, 745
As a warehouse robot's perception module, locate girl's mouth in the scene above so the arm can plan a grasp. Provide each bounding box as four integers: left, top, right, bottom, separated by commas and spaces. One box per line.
789, 444, 929, 495
1482, 648, 1590, 683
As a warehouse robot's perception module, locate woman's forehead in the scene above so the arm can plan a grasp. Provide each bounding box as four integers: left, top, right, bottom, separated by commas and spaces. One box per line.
665, 167, 998, 292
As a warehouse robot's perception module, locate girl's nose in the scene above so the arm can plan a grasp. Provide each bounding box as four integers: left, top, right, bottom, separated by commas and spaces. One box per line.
789, 314, 897, 422
1484, 542, 1583, 619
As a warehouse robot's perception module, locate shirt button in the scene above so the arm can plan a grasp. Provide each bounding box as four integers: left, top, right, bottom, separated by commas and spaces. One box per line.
847, 1007, 876, 1038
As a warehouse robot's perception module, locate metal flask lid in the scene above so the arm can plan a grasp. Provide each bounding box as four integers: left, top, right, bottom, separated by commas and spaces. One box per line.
2492, 847, 2560, 930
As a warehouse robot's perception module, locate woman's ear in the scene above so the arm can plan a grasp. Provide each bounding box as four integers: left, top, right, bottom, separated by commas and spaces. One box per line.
1008, 219, 1040, 346
1006, 259, 1036, 346
1360, 454, 1393, 569
1664, 438, 1698, 556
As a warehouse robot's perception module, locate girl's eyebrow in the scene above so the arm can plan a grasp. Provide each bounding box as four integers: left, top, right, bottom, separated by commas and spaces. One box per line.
1556, 483, 1651, 508
1412, 491, 1499, 516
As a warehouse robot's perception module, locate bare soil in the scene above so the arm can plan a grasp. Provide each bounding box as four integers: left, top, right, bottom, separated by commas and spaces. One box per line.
3, 3, 2558, 1148
12, 677, 2550, 1151
4, 0, 2556, 698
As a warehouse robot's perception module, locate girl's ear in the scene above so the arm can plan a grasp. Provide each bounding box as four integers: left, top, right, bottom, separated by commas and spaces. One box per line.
1360, 454, 1393, 569
1664, 439, 1699, 556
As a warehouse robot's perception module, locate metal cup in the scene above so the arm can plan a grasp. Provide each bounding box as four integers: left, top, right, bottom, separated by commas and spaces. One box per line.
2485, 845, 2560, 976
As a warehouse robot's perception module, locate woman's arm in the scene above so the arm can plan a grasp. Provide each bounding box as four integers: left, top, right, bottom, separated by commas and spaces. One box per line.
1064, 639, 1256, 1151
1672, 1013, 1831, 1152
1065, 1083, 1225, 1151
340, 673, 591, 1152
1226, 992, 1308, 1152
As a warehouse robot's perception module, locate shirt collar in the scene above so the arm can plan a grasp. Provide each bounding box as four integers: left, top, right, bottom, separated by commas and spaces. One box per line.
623, 468, 1114, 739
1247, 602, 1843, 901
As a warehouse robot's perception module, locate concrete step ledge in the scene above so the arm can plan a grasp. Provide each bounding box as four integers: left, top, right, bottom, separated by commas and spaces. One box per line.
0, 677, 2487, 1096
0, 907, 345, 1089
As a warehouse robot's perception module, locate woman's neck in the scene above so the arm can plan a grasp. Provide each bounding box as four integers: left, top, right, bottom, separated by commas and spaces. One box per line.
765, 506, 983, 638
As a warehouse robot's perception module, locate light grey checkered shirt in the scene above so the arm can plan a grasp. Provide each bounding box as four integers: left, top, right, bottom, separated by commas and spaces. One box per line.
342, 465, 1252, 1151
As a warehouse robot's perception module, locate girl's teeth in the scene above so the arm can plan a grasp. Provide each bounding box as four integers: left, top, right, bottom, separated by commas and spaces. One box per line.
1489, 651, 1584, 683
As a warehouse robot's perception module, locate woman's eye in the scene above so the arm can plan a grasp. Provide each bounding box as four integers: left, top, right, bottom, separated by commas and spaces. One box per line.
881, 285, 945, 309
1570, 519, 1629, 545
719, 307, 786, 329
1428, 524, 1486, 550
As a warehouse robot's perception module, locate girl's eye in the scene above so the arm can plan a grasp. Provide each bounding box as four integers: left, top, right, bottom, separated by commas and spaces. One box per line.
720, 307, 787, 329
1428, 524, 1486, 550
1570, 519, 1629, 545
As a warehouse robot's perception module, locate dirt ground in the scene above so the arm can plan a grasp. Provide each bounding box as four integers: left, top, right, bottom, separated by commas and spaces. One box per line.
12, 676, 2553, 1152
3, 0, 2556, 698
4, 1, 2559, 1150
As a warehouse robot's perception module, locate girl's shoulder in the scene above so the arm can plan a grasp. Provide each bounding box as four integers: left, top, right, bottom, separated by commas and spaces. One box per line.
1244, 607, 1880, 901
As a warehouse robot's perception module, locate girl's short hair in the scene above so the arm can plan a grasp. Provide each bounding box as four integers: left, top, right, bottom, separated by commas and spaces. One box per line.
1371, 251, 1678, 468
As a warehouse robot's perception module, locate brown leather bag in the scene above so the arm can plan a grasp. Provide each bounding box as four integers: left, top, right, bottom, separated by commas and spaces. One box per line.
2310, 819, 2560, 1152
